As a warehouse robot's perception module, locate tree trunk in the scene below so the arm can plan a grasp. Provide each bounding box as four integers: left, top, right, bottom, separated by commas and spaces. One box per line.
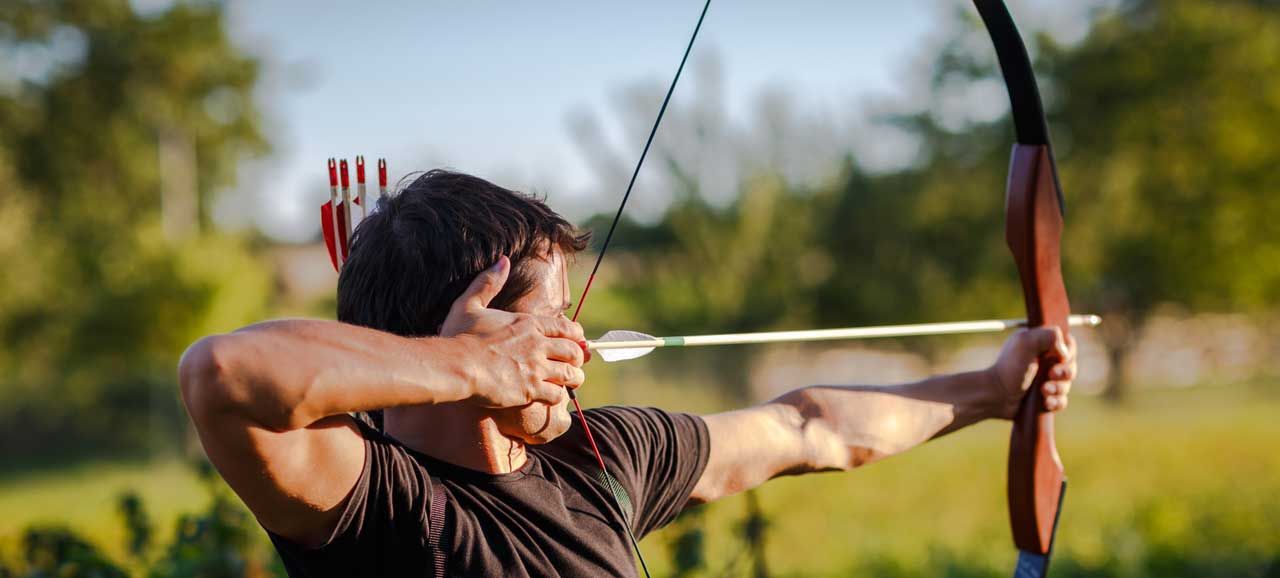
1099, 311, 1137, 404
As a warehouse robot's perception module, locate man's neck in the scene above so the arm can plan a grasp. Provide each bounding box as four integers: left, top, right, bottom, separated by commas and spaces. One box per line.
382, 405, 528, 474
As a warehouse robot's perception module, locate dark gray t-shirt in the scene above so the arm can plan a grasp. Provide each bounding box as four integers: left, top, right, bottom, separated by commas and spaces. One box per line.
268, 406, 711, 577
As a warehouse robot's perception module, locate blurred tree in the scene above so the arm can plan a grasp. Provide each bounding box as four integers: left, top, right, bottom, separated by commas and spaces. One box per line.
10, 526, 130, 578
844, 0, 1280, 398
575, 174, 831, 401
811, 16, 1040, 362
1042, 0, 1280, 399
571, 57, 844, 400
148, 460, 284, 578
577, 0, 1280, 401
119, 491, 154, 562
0, 0, 273, 461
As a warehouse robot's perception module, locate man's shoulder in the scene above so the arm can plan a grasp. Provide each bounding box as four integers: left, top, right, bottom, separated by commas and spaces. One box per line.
579, 405, 679, 426
534, 406, 653, 462
581, 405, 707, 433
564, 406, 677, 446
545, 405, 708, 462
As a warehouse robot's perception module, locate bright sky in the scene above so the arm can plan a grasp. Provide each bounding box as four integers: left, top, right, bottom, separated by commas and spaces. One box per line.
215, 1, 1089, 242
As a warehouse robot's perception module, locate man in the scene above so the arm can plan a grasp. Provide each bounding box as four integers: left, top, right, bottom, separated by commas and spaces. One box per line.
179, 170, 1077, 577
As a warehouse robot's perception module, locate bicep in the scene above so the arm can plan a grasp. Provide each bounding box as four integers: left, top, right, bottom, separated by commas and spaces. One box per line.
690, 403, 811, 505
188, 401, 366, 546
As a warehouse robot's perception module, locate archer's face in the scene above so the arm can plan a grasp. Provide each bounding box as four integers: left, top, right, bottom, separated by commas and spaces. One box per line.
490, 248, 576, 444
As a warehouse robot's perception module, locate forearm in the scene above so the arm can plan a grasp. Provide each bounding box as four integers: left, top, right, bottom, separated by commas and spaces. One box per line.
696, 329, 1076, 504
774, 369, 1001, 472
181, 319, 480, 431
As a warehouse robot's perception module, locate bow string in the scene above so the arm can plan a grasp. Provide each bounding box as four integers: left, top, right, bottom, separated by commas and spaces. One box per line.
565, 1, 712, 576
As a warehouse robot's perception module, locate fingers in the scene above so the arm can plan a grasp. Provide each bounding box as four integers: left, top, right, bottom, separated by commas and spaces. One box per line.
1039, 383, 1070, 411
455, 256, 510, 314
508, 358, 584, 406
1041, 379, 1071, 398
532, 315, 585, 343
528, 380, 569, 405
534, 336, 586, 402
520, 360, 584, 406
541, 361, 585, 391
511, 315, 585, 360
545, 338, 585, 367
1040, 334, 1076, 413
1042, 381, 1070, 412
1045, 333, 1077, 382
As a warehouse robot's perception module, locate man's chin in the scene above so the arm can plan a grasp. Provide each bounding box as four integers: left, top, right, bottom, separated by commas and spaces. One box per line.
494, 402, 572, 444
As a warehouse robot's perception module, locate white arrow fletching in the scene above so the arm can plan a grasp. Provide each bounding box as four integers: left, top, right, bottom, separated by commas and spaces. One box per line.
598, 347, 655, 363
596, 330, 655, 342
592, 330, 659, 363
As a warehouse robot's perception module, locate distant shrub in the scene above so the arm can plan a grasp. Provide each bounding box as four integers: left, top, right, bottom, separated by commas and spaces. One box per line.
0, 461, 282, 578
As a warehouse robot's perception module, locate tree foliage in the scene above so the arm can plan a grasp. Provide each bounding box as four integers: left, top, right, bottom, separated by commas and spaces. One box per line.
579, 0, 1280, 398
0, 0, 273, 459
1044, 0, 1280, 395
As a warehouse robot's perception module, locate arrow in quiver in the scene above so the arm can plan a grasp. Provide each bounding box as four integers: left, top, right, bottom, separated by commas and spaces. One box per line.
321, 156, 388, 273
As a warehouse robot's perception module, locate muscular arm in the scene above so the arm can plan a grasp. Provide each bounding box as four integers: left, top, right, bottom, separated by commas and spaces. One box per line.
690, 370, 997, 503
179, 258, 585, 545
181, 321, 498, 546
689, 328, 1075, 504
183, 319, 480, 431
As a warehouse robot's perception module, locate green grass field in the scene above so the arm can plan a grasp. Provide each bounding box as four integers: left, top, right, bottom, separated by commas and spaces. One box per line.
0, 459, 209, 558
2, 384, 1277, 577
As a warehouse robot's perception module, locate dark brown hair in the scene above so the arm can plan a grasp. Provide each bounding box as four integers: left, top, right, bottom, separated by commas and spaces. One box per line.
337, 170, 589, 336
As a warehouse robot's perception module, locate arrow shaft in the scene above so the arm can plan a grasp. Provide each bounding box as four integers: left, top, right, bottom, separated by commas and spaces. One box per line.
589, 315, 1099, 351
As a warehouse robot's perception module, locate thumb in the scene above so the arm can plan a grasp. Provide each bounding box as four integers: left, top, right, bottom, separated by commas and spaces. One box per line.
1025, 326, 1066, 360
461, 256, 510, 311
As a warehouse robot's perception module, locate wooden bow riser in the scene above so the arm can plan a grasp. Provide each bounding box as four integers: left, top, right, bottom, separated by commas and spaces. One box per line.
1004, 143, 1069, 555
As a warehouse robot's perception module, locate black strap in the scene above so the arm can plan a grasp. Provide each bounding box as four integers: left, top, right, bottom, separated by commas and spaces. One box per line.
427, 479, 449, 578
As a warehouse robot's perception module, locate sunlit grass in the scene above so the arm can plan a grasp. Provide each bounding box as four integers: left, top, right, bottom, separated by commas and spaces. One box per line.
637, 382, 1280, 576
0, 458, 210, 562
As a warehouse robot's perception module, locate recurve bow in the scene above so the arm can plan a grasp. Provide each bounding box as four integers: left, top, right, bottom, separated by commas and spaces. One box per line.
973, 1, 1071, 575
568, 3, 1073, 576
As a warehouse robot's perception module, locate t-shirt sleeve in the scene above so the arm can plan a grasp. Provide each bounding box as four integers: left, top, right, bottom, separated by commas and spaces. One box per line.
267, 420, 437, 577
570, 406, 710, 538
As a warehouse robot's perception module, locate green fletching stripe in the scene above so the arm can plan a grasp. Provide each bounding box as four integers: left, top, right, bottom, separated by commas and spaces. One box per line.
663, 336, 685, 347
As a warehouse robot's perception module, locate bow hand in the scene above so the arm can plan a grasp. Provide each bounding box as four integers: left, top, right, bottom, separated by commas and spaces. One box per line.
987, 328, 1077, 420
